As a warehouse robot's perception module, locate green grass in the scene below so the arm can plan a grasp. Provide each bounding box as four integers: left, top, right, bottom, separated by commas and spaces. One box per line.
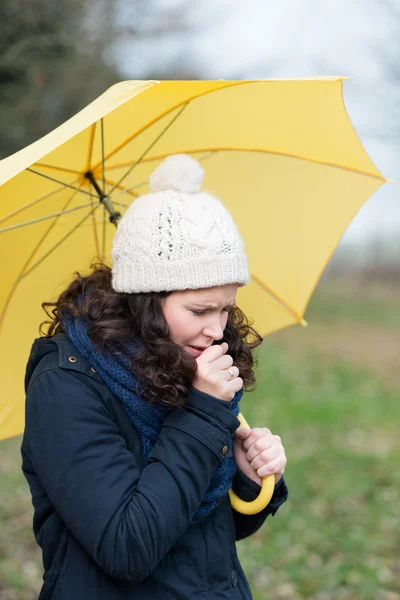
1, 279, 399, 599
0, 437, 42, 599
305, 278, 400, 329
237, 342, 400, 600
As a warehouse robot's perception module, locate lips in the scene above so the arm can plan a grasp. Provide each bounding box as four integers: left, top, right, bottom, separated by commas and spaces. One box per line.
185, 345, 208, 358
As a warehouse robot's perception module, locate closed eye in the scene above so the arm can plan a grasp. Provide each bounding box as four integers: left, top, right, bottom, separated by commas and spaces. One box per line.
191, 307, 232, 316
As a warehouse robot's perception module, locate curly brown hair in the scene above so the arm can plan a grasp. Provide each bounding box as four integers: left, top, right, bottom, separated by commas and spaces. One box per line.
40, 262, 263, 409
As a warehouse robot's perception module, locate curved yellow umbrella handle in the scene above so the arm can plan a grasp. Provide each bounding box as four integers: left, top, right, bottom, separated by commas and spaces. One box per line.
228, 412, 275, 515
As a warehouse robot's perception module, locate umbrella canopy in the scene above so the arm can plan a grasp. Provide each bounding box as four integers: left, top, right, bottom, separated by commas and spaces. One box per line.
0, 78, 388, 441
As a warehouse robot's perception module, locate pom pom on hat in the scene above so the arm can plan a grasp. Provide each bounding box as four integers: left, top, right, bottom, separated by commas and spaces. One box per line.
149, 154, 204, 194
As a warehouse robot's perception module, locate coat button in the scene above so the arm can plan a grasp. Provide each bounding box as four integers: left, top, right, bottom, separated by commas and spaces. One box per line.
90, 367, 97, 373
232, 569, 238, 587
68, 356, 77, 363
222, 445, 229, 456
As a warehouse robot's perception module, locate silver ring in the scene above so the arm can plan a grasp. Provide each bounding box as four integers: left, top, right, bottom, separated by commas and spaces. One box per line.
227, 368, 235, 381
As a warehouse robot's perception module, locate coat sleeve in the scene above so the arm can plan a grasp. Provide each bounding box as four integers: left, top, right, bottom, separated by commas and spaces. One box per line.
231, 470, 289, 541
25, 369, 240, 582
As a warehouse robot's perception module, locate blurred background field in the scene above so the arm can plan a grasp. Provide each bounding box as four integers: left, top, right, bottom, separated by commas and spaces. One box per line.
1, 274, 399, 600
239, 275, 400, 600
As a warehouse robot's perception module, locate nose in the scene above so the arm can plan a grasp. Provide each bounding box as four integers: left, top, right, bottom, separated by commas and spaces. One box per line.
202, 314, 225, 341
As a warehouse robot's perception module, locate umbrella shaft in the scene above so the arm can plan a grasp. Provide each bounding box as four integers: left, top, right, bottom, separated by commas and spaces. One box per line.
84, 171, 121, 226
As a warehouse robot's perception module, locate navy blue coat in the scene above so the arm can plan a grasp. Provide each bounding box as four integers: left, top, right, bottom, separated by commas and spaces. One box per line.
21, 333, 288, 599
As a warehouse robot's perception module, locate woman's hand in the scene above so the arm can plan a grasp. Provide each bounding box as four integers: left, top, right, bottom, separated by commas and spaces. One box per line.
233, 427, 287, 485
193, 342, 243, 402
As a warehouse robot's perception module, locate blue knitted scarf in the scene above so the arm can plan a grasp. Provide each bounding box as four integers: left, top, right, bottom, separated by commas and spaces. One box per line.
62, 315, 241, 524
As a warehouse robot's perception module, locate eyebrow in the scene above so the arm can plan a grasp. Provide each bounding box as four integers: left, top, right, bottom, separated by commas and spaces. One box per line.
189, 302, 235, 309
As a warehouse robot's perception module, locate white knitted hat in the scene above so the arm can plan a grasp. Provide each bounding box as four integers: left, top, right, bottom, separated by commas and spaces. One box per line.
111, 154, 249, 293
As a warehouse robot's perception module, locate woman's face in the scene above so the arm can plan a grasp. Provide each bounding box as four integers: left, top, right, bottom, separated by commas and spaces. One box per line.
161, 284, 239, 358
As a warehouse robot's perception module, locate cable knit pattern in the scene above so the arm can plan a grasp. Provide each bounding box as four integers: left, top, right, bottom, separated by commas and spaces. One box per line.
62, 314, 242, 524
111, 154, 249, 293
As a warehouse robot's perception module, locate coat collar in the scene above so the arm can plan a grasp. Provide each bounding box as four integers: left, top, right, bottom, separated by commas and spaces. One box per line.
25, 332, 102, 393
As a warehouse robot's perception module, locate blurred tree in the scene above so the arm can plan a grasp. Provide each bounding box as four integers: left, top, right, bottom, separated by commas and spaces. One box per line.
0, 0, 217, 158
0, 0, 120, 158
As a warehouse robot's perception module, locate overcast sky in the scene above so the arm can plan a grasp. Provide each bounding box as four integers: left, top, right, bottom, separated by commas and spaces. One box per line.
115, 0, 399, 250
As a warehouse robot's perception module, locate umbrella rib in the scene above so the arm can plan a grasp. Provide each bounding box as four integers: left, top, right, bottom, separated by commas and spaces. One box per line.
104, 151, 216, 173
126, 147, 388, 182
0, 201, 97, 233
34, 163, 82, 175
103, 162, 146, 171
84, 175, 100, 260
91, 81, 254, 171
86, 148, 103, 260
91, 196, 101, 260
251, 273, 308, 327
109, 152, 216, 201
91, 78, 358, 174
103, 147, 386, 182
0, 185, 87, 332
111, 181, 148, 199
108, 152, 216, 201
27, 168, 99, 197
105, 178, 138, 198
99, 120, 109, 259
67, 204, 131, 230
92, 79, 381, 187
101, 118, 106, 193
20, 204, 100, 282
0, 183, 74, 226
102, 205, 106, 261
107, 102, 189, 195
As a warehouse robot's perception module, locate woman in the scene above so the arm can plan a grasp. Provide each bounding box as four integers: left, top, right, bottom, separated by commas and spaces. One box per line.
21, 154, 288, 599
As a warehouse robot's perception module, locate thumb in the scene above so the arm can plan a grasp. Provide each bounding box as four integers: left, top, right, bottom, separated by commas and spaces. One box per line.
235, 427, 252, 439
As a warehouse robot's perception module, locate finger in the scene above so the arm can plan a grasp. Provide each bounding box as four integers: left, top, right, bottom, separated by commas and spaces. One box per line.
229, 376, 243, 396
223, 365, 239, 381
250, 447, 281, 470
200, 342, 228, 363
241, 427, 272, 450
257, 459, 286, 479
234, 427, 252, 440
242, 428, 273, 451
257, 453, 287, 478
213, 354, 234, 371
246, 437, 277, 462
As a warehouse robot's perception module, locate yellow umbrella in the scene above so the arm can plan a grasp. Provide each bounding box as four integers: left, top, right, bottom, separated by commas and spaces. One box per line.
0, 79, 389, 514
